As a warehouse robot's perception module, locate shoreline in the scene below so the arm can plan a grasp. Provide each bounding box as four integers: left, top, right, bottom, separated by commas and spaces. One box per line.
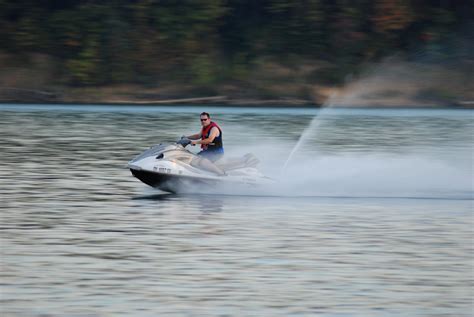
0, 88, 473, 109
1, 101, 473, 110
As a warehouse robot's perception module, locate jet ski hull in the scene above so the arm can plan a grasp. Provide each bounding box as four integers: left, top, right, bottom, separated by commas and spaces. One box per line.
128, 142, 273, 194
130, 168, 218, 193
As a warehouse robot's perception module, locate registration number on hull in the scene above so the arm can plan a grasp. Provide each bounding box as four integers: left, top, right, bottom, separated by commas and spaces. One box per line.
153, 166, 172, 174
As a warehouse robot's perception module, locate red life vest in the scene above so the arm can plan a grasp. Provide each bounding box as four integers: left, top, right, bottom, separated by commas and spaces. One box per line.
201, 121, 223, 150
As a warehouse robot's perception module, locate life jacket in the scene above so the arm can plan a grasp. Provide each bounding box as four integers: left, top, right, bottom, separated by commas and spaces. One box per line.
201, 121, 223, 151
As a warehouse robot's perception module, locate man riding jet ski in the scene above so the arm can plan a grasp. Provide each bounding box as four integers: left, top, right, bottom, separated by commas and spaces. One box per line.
128, 111, 272, 193
127, 137, 272, 193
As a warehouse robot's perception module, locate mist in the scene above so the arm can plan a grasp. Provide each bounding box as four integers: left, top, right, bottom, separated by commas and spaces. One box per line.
211, 54, 473, 199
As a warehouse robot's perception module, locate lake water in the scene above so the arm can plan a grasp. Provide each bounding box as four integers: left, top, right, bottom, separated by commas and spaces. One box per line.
1, 104, 472, 316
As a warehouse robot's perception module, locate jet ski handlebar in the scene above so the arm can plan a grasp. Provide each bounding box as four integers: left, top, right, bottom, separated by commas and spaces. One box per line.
177, 137, 192, 147
177, 136, 215, 147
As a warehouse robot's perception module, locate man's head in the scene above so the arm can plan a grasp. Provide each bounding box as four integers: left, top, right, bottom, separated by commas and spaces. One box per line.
200, 112, 211, 127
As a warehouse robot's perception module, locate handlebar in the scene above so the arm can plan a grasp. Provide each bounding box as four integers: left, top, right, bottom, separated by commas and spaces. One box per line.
177, 137, 191, 147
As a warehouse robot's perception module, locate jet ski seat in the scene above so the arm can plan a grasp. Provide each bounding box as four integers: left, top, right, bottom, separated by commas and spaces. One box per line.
215, 153, 260, 172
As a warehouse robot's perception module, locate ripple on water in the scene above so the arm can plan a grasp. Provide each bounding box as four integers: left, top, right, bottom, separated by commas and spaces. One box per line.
1, 106, 472, 316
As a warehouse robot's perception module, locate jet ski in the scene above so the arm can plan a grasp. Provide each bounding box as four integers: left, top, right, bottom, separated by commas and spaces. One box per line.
128, 138, 273, 193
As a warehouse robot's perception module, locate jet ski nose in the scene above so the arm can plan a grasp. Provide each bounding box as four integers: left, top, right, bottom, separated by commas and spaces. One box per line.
128, 164, 142, 170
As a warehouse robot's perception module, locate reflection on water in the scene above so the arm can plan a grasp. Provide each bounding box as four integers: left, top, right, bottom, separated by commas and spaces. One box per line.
1, 105, 472, 316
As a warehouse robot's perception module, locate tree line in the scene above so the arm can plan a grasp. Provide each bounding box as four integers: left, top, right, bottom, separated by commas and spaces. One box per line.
0, 0, 471, 87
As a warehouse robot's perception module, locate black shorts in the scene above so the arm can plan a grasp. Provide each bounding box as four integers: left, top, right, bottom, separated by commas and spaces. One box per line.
197, 149, 224, 162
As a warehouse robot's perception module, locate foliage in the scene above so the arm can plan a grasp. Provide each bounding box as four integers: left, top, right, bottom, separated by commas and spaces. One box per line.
0, 0, 470, 86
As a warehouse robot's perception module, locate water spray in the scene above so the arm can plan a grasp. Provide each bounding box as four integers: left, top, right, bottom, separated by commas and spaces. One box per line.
282, 93, 338, 172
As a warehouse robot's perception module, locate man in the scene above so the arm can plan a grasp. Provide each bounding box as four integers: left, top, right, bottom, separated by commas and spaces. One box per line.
185, 112, 226, 175
186, 112, 224, 161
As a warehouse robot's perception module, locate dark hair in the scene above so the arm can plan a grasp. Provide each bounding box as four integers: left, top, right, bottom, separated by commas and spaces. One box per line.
200, 112, 210, 118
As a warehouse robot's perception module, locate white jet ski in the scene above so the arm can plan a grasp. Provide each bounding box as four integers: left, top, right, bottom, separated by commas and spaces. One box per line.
128, 138, 273, 193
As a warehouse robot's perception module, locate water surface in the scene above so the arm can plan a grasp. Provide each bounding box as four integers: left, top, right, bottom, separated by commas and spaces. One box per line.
1, 104, 472, 316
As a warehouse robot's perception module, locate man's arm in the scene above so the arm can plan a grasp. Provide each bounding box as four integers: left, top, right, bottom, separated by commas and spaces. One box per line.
186, 132, 201, 140
191, 127, 219, 145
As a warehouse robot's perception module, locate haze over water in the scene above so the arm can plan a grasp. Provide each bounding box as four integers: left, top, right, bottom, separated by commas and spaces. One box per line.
1, 104, 472, 316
